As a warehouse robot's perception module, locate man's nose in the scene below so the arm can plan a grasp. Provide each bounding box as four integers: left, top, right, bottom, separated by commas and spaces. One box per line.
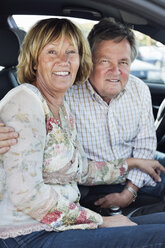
110, 63, 120, 74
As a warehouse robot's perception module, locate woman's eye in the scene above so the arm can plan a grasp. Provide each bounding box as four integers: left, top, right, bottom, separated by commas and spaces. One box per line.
48, 50, 56, 54
67, 50, 77, 55
101, 59, 109, 63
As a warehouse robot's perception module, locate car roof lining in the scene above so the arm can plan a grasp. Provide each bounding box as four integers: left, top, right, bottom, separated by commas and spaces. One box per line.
1, 0, 165, 44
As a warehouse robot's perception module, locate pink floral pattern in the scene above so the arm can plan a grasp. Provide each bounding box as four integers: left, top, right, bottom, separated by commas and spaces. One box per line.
96, 161, 106, 170
120, 166, 126, 175
41, 210, 62, 224
69, 202, 77, 210
76, 210, 91, 224
46, 117, 58, 134
69, 113, 74, 129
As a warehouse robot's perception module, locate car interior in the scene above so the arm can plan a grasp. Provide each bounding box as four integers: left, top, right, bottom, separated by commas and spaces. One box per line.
1, 0, 165, 215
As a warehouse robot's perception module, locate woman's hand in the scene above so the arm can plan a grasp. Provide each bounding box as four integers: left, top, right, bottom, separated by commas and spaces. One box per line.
100, 215, 137, 228
127, 158, 165, 182
0, 122, 18, 154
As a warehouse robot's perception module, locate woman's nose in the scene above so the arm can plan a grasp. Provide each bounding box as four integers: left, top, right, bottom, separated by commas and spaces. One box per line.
58, 53, 69, 63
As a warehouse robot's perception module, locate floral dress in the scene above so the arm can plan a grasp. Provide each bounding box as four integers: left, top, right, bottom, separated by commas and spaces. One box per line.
0, 84, 128, 239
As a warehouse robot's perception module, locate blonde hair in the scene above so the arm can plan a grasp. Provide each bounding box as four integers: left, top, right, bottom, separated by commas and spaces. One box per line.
17, 18, 92, 84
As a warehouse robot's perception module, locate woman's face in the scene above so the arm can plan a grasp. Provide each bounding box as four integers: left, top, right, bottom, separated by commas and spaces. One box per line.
35, 36, 80, 96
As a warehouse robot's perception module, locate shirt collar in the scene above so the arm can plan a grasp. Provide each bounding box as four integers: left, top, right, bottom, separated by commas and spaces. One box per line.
86, 80, 106, 105
86, 79, 129, 105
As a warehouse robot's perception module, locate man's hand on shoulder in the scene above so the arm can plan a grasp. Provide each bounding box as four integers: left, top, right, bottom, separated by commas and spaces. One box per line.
0, 122, 18, 154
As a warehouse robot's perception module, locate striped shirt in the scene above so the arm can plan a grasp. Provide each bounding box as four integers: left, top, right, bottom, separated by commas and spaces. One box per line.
65, 74, 157, 188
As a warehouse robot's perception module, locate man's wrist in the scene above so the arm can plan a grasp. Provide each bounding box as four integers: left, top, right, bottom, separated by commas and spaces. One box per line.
124, 186, 137, 202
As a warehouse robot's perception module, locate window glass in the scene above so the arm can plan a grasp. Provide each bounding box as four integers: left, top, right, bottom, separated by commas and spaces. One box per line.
13, 15, 97, 36
13, 15, 165, 84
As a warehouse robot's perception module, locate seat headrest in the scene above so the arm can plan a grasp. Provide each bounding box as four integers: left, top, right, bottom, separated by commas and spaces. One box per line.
0, 28, 26, 68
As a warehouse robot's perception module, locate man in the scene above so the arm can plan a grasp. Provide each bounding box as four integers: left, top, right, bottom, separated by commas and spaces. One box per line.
0, 18, 165, 210
65, 18, 165, 209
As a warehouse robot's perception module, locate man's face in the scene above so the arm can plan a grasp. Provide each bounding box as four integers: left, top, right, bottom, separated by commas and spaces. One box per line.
89, 39, 132, 104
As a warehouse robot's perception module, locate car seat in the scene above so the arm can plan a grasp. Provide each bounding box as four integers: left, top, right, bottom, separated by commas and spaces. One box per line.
155, 98, 165, 151
0, 27, 26, 100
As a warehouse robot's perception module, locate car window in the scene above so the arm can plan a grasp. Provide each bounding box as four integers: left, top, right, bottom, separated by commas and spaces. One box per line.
12, 15, 165, 85
13, 15, 97, 36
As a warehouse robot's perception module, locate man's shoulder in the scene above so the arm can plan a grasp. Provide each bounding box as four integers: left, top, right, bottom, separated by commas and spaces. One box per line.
128, 74, 149, 92
66, 81, 88, 98
67, 83, 79, 95
69, 81, 87, 91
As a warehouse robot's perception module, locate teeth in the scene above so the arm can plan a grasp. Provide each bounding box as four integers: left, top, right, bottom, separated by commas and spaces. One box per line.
53, 72, 69, 76
110, 79, 119, 82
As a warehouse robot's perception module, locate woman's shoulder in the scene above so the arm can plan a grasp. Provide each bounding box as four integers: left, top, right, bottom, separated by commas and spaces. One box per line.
1, 83, 43, 101
0, 84, 44, 112
23, 83, 43, 97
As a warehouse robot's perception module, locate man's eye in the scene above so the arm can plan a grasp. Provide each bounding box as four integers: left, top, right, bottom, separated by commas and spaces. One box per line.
120, 61, 128, 65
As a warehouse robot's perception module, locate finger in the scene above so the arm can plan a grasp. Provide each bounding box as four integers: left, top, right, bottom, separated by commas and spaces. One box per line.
0, 138, 17, 148
150, 169, 162, 182
0, 131, 18, 141
99, 196, 117, 208
155, 169, 161, 176
0, 126, 16, 133
127, 221, 137, 226
94, 197, 105, 206
100, 201, 111, 208
158, 164, 165, 173
0, 146, 10, 154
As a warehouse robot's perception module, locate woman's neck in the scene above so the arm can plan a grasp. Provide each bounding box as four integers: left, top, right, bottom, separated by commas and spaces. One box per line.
34, 81, 64, 119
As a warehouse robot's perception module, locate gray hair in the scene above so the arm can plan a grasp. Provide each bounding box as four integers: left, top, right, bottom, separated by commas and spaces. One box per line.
88, 18, 138, 62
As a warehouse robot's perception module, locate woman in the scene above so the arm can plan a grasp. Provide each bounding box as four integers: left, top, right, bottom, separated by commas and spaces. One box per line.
0, 18, 165, 248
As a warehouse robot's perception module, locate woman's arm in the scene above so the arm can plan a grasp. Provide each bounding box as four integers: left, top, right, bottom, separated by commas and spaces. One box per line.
0, 122, 164, 183
79, 143, 165, 185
